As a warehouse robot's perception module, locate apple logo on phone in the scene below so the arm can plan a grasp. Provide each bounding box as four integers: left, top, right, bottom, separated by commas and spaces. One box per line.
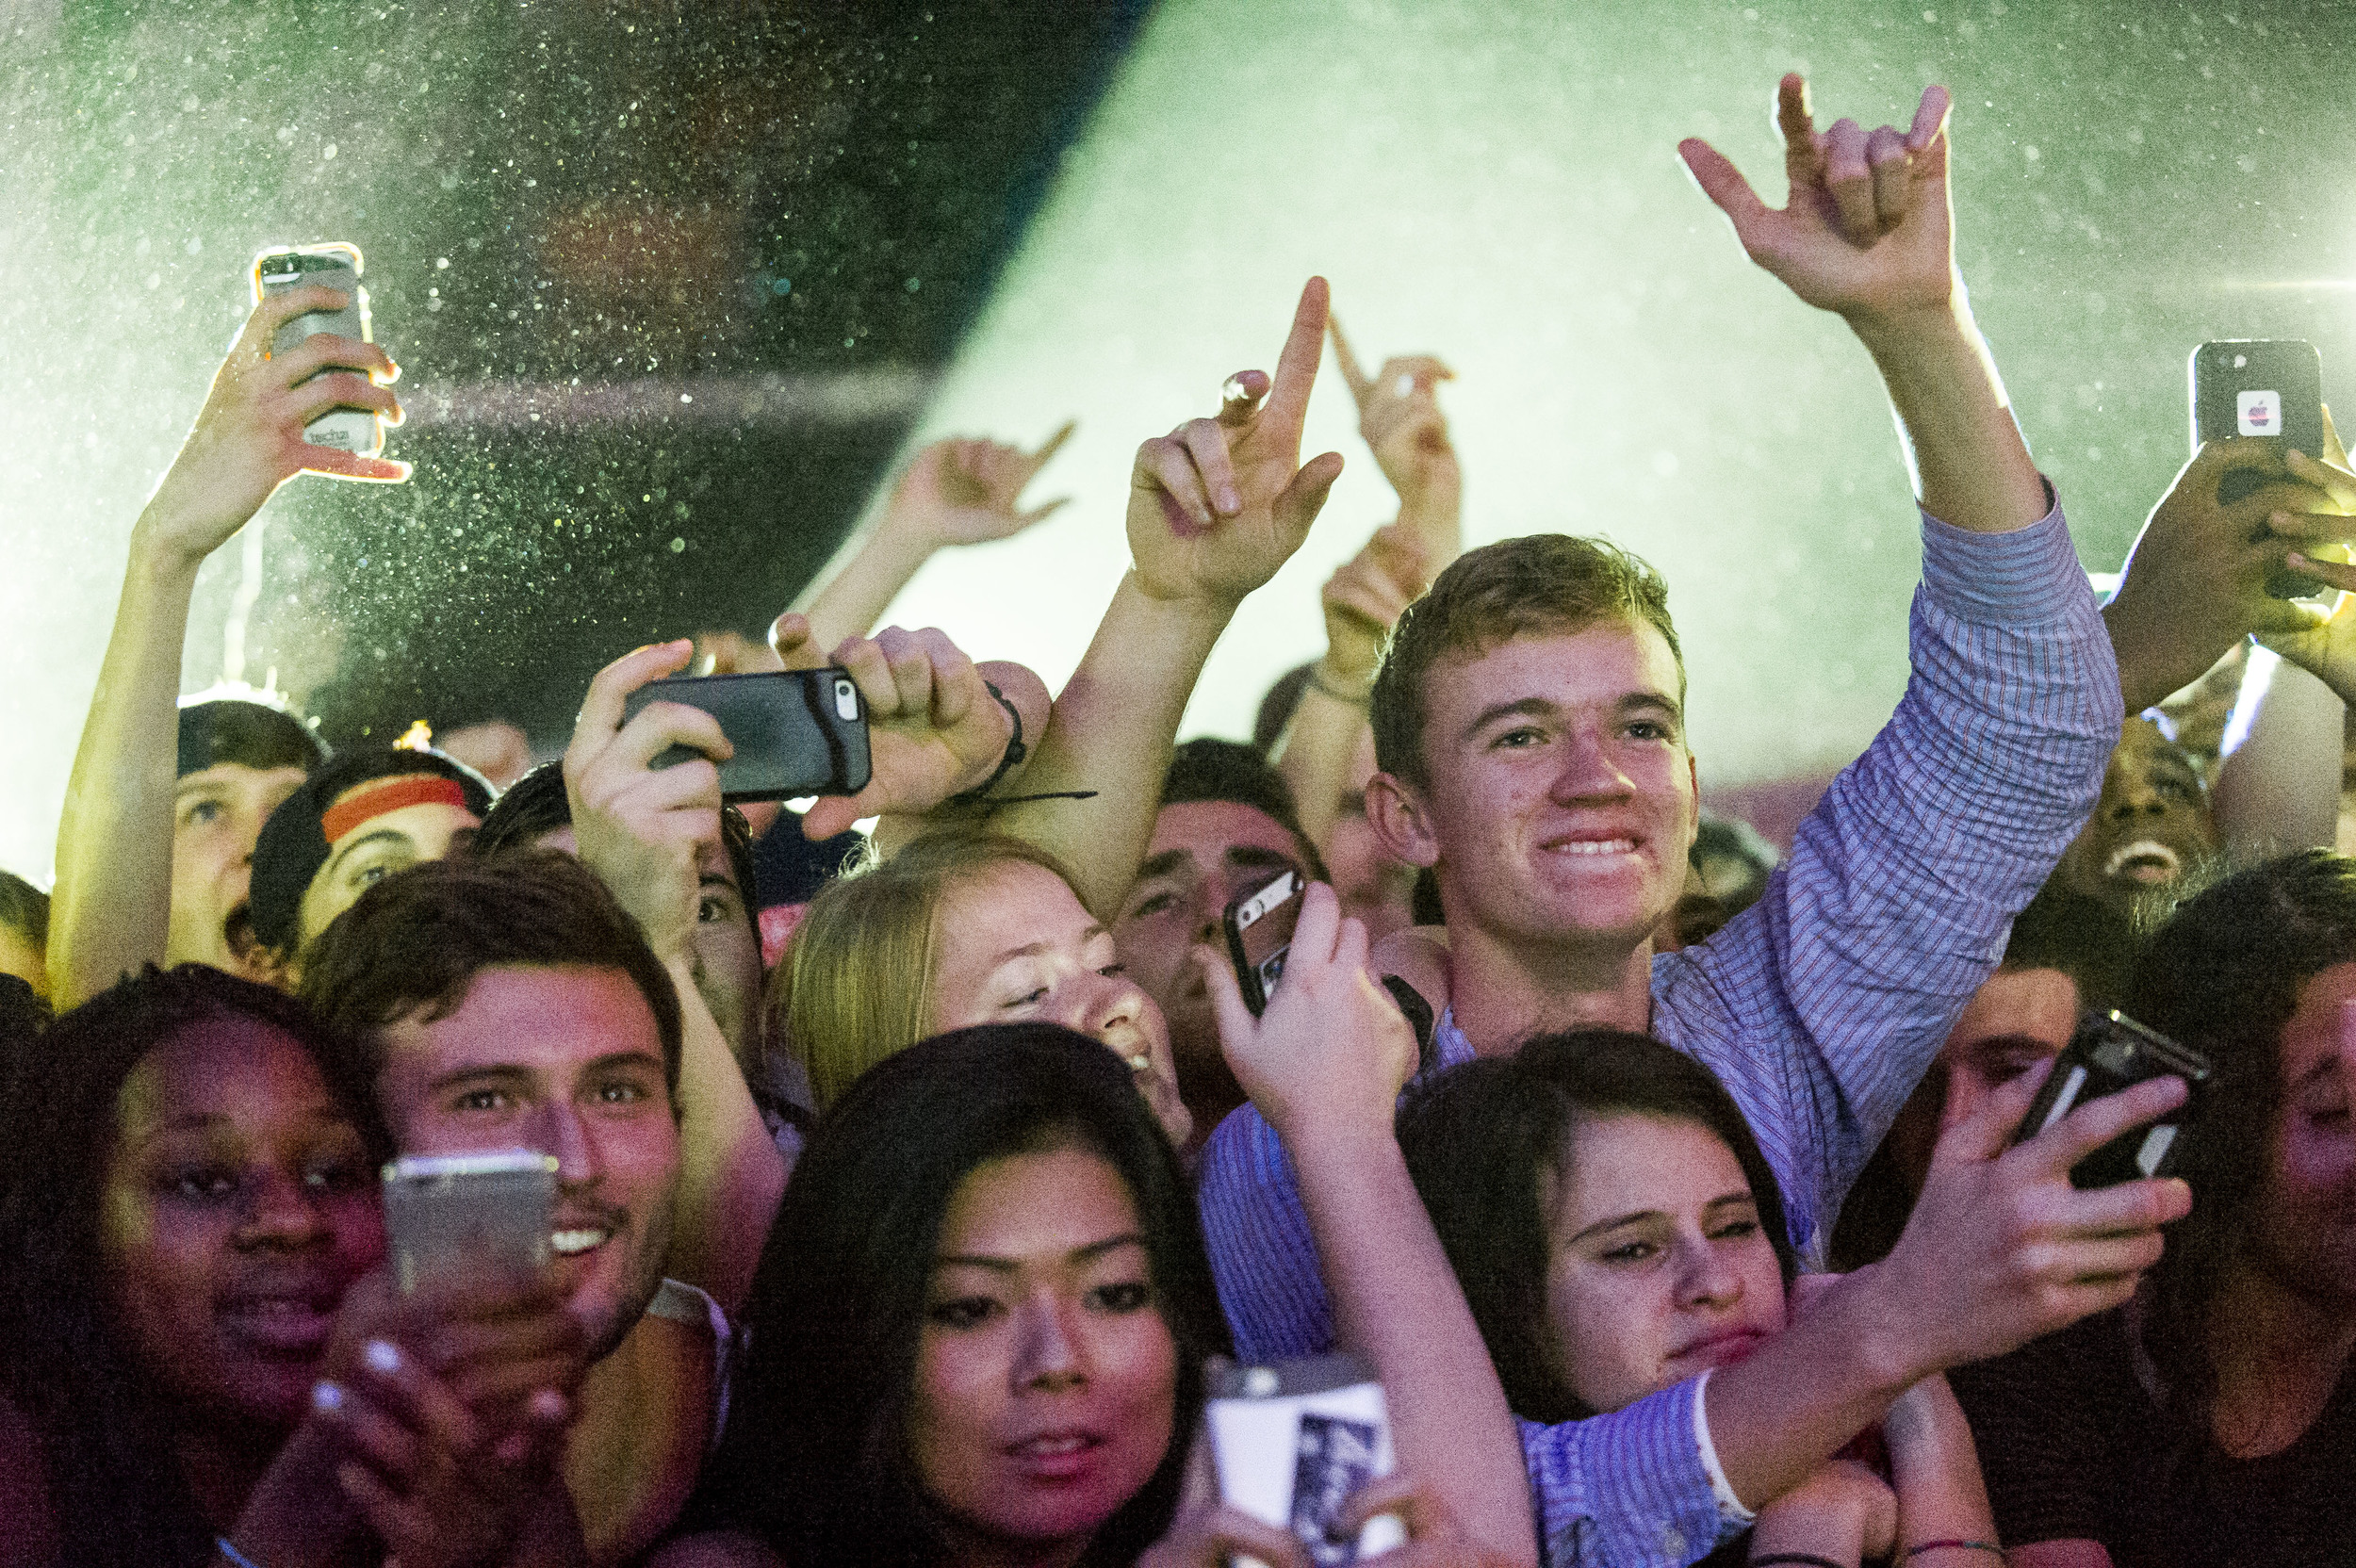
2239, 389, 2281, 436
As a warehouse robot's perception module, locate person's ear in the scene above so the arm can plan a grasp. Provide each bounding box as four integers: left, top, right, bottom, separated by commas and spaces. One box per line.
1365, 772, 1441, 869
1684, 751, 1701, 856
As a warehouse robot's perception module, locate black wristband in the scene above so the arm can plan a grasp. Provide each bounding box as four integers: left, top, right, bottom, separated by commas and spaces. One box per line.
946, 679, 1028, 807
1750, 1555, 1852, 1568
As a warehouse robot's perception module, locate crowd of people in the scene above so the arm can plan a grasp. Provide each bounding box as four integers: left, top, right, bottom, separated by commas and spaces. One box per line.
4, 72, 2354, 1568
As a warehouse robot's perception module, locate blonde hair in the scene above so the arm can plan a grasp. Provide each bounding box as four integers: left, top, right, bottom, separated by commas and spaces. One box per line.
771, 831, 1086, 1111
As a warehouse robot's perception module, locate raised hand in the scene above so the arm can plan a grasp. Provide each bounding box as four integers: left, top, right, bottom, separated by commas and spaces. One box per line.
1128, 277, 1347, 610
1679, 74, 1956, 323
1200, 880, 1416, 1143
1329, 316, 1458, 509
769, 613, 1027, 840
2107, 433, 2351, 711
2256, 406, 2356, 700
142, 284, 407, 567
1874, 1058, 2192, 1373
227, 1266, 588, 1568
1321, 523, 1432, 694
564, 641, 732, 964
882, 424, 1077, 548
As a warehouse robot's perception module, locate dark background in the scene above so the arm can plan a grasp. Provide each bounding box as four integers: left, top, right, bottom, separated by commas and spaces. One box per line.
38, 0, 1151, 750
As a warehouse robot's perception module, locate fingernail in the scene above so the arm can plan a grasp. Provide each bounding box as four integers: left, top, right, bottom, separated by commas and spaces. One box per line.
2289, 551, 2312, 568
312, 1380, 344, 1413
363, 1339, 402, 1376
530, 1388, 569, 1423
1218, 484, 1241, 514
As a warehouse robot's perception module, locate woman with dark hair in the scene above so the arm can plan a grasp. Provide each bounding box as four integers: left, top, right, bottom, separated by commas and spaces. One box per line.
659, 1021, 1497, 1568
1952, 848, 2356, 1566
0, 965, 588, 1568
1396, 1027, 2190, 1568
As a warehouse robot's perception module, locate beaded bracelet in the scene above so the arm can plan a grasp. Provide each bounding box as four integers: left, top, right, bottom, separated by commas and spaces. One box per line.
1906, 1542, 2003, 1559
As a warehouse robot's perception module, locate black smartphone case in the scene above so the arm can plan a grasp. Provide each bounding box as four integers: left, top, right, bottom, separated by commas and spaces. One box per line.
621, 668, 871, 802
2190, 339, 2325, 595
2012, 1009, 2211, 1190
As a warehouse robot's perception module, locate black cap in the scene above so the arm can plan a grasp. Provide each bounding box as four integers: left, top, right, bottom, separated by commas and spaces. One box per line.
176, 694, 330, 779
249, 746, 493, 954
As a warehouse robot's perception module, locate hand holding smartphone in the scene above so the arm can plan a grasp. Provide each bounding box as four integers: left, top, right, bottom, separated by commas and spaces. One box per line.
2008, 1010, 2210, 1189
2190, 338, 2328, 596
619, 668, 872, 803
253, 242, 387, 459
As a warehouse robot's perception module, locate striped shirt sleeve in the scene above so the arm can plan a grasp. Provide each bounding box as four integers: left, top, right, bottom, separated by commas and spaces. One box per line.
1653, 496, 2120, 1258
1519, 1378, 1746, 1568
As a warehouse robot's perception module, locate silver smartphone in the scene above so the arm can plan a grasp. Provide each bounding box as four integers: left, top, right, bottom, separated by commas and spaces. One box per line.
1205, 1353, 1403, 1568
381, 1150, 557, 1295
252, 241, 384, 458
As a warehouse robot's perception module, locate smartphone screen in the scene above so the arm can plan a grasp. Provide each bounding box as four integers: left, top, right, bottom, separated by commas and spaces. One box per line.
620, 668, 872, 802
1224, 870, 1305, 1016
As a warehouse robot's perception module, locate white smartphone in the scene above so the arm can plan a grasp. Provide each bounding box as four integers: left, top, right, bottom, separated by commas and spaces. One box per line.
1205, 1354, 1404, 1568
381, 1150, 557, 1295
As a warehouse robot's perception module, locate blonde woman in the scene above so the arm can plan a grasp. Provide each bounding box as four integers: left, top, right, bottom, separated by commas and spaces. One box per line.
772, 832, 1192, 1149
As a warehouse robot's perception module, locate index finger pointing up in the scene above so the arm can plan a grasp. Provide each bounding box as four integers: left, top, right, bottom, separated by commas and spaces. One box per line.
1259, 275, 1332, 436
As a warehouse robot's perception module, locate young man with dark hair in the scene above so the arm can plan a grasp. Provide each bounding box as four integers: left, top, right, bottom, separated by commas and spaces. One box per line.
301, 848, 756, 1567
1113, 738, 1326, 1151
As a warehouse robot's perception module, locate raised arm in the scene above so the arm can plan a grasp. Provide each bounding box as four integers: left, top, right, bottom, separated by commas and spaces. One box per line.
49, 285, 403, 1006
1206, 883, 1536, 1567
1667, 78, 2124, 1245
564, 643, 786, 1313
1327, 316, 1463, 564
1272, 523, 1431, 852
1682, 76, 2038, 533
788, 426, 1075, 656
988, 279, 1346, 917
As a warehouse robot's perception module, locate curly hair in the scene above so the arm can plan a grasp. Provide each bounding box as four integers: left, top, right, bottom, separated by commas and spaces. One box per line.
0, 967, 386, 1568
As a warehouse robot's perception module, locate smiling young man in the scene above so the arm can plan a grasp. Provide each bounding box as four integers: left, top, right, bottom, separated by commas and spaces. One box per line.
1198, 80, 2133, 1560
301, 850, 733, 1566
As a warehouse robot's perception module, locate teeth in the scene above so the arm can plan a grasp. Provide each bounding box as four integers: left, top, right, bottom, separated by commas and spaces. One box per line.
1555, 838, 1636, 857
1023, 1435, 1089, 1456
1125, 1054, 1152, 1072
549, 1228, 610, 1256
2102, 840, 2182, 879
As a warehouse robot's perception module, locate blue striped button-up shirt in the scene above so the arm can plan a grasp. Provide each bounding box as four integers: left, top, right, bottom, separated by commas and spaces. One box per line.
1196, 498, 2121, 1567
